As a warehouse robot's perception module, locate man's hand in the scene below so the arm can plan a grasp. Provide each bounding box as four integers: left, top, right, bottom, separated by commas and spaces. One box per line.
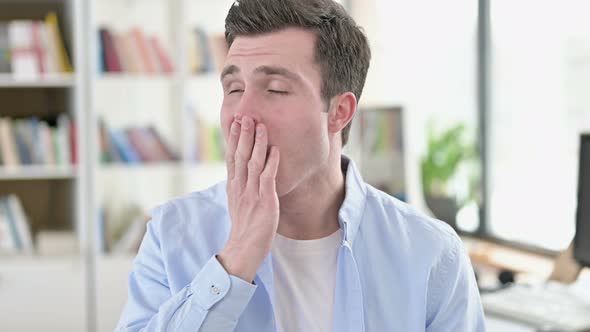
218, 115, 280, 283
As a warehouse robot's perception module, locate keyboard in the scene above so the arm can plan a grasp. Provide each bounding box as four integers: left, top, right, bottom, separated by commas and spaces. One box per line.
482, 282, 590, 331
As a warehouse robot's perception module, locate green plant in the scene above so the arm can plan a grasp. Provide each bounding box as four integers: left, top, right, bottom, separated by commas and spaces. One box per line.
421, 121, 476, 199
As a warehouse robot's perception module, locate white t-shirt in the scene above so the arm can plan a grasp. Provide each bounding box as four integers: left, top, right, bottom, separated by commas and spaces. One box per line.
270, 229, 343, 332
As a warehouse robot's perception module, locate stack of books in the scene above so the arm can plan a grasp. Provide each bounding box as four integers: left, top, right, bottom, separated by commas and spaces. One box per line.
98, 26, 174, 75
187, 27, 227, 74
0, 12, 73, 79
98, 119, 179, 164
96, 204, 149, 255
185, 106, 225, 162
0, 115, 76, 168
0, 194, 33, 254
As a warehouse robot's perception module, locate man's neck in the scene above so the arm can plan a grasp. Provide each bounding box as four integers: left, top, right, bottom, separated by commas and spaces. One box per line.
277, 153, 345, 240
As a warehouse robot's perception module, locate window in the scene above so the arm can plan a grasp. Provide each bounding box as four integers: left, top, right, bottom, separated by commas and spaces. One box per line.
487, 0, 590, 250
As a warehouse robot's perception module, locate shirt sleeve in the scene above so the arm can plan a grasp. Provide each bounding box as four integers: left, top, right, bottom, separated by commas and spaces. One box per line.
425, 233, 486, 332
115, 204, 258, 332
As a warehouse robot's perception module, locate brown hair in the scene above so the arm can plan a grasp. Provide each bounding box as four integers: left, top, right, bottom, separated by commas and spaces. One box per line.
225, 0, 371, 146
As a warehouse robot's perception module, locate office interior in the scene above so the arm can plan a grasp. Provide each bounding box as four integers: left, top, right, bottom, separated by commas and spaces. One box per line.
0, 0, 589, 331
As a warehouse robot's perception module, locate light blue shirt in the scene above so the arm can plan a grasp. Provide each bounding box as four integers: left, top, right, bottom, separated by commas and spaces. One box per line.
116, 156, 486, 331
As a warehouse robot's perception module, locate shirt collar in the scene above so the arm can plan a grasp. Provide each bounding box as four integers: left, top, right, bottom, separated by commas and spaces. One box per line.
338, 155, 368, 246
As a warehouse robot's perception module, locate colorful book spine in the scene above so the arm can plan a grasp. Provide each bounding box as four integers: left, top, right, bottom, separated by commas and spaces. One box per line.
98, 26, 175, 75
99, 121, 180, 164
99, 28, 122, 72
110, 129, 141, 163
44, 11, 73, 73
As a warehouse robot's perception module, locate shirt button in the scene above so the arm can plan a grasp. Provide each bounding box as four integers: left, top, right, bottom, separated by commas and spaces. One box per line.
210, 285, 221, 295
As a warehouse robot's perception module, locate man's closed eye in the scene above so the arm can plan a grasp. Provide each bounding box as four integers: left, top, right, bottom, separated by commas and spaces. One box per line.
268, 90, 288, 95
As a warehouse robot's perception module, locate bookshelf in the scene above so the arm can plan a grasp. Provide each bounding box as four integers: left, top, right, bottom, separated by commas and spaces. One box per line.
0, 165, 77, 180
90, 1, 232, 331
90, 0, 233, 260
0, 73, 75, 87
0, 0, 88, 331
0, 3, 82, 253
0, 0, 354, 331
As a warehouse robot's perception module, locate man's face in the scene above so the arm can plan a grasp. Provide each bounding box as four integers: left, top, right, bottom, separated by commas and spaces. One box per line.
220, 28, 332, 196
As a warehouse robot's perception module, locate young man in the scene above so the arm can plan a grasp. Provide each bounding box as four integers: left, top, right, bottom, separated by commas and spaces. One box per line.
116, 0, 485, 331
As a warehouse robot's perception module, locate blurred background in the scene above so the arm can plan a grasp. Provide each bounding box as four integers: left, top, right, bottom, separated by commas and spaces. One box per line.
0, 0, 589, 331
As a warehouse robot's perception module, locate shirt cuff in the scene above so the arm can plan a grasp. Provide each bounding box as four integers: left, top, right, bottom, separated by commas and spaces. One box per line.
190, 255, 258, 321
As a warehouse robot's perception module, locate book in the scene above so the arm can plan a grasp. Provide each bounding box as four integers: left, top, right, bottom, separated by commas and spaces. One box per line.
0, 22, 10, 73
99, 121, 179, 164
149, 36, 174, 74
1, 197, 22, 250
110, 129, 141, 163
57, 114, 72, 165
111, 215, 148, 254
98, 27, 174, 75
193, 27, 213, 73
44, 11, 73, 73
0, 199, 17, 252
145, 126, 179, 161
99, 28, 122, 73
130, 27, 157, 74
208, 34, 228, 73
126, 127, 159, 162
187, 28, 227, 74
0, 116, 76, 169
98, 118, 117, 163
29, 117, 43, 163
5, 195, 33, 253
13, 120, 32, 165
0, 117, 19, 167
192, 27, 207, 73
99, 203, 148, 254
39, 18, 61, 75
0, 195, 32, 253
184, 105, 226, 162
113, 34, 130, 73
69, 118, 77, 164
39, 121, 55, 165
8, 20, 38, 80
31, 21, 46, 74
2, 14, 72, 78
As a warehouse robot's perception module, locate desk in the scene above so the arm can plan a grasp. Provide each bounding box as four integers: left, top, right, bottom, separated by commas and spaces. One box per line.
486, 315, 536, 332
463, 237, 590, 332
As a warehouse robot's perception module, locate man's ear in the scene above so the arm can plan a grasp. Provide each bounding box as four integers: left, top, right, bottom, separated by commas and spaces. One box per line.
327, 92, 357, 134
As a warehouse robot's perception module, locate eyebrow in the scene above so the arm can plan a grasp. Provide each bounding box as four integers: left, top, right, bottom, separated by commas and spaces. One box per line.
254, 66, 301, 82
220, 65, 239, 81
220, 65, 302, 83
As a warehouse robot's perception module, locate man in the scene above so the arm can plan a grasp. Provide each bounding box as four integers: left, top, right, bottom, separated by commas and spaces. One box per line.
116, 0, 485, 331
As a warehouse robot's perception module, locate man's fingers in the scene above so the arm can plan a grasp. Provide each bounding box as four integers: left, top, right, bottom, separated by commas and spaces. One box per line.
234, 116, 255, 188
225, 119, 240, 180
259, 146, 280, 199
246, 123, 268, 193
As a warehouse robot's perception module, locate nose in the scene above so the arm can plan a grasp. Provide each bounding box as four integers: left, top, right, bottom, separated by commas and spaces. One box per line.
233, 90, 262, 123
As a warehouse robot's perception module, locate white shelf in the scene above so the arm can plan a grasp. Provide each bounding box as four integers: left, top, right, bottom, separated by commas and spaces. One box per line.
0, 74, 76, 88
97, 161, 225, 173
186, 72, 220, 81
185, 161, 226, 170
97, 73, 177, 82
0, 165, 77, 180
98, 161, 183, 171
